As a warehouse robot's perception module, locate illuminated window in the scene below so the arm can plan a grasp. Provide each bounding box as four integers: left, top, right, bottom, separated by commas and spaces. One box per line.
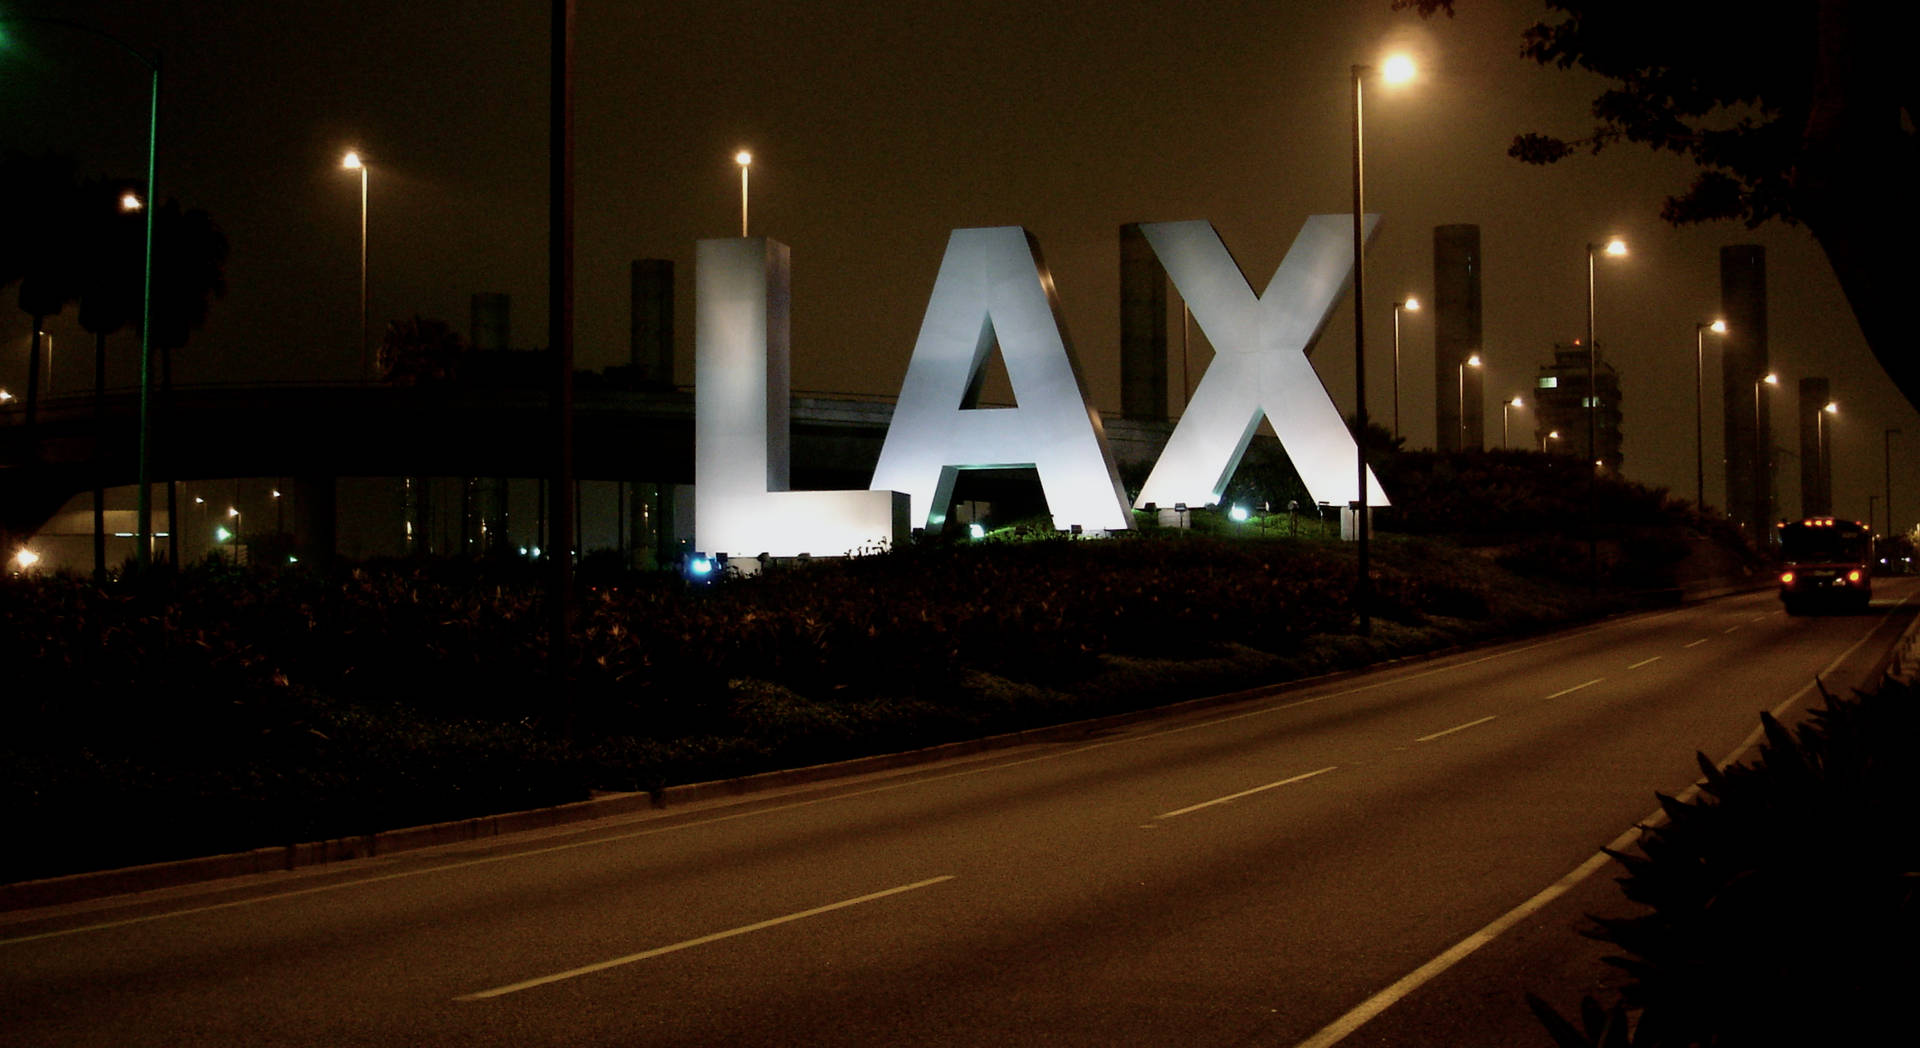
1537, 377, 1557, 389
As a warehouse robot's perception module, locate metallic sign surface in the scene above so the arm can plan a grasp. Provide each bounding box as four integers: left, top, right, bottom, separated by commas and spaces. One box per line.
1134, 216, 1389, 510
870, 227, 1132, 533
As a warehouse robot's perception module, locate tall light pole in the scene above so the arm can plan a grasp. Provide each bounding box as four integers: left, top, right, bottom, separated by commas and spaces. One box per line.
735, 150, 752, 237
1349, 53, 1414, 636
1502, 396, 1522, 449
1585, 236, 1627, 591
1695, 319, 1727, 509
1818, 401, 1838, 514
1885, 427, 1900, 537
341, 151, 370, 381
1756, 372, 1779, 524
1457, 353, 1481, 448
1391, 297, 1418, 442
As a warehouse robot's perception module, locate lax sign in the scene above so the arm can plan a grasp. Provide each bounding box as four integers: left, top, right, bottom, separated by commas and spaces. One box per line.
694, 217, 1386, 559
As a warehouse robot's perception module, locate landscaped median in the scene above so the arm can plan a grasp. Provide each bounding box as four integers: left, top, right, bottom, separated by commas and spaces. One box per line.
3, 528, 1616, 887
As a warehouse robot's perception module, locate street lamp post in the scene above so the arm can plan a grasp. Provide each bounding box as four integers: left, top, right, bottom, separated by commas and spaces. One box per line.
1502, 396, 1522, 449
341, 151, 370, 381
1544, 429, 1561, 454
1818, 401, 1838, 514
1457, 353, 1481, 448
735, 150, 752, 237
1886, 428, 1901, 538
1695, 319, 1727, 509
1392, 297, 1418, 442
1349, 53, 1414, 637
1585, 237, 1627, 591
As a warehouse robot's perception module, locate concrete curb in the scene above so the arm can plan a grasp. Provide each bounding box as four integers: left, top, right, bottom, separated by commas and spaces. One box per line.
0, 581, 1787, 914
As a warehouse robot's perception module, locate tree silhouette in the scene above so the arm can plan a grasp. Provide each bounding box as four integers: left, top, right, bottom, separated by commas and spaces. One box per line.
0, 151, 85, 437
379, 315, 468, 385
76, 179, 146, 577
1396, 0, 1920, 412
132, 198, 228, 565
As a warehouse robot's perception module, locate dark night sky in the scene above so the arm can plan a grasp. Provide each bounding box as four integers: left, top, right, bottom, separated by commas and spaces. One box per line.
5, 0, 1915, 531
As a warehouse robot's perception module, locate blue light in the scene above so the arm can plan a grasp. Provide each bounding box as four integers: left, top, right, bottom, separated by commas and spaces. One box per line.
688, 555, 715, 578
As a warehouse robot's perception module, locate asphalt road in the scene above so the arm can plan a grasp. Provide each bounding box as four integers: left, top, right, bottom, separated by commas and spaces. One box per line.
4, 580, 1914, 1047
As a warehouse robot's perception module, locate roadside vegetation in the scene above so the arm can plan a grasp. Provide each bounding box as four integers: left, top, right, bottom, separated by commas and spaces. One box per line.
3, 451, 1764, 882
1530, 674, 1920, 1047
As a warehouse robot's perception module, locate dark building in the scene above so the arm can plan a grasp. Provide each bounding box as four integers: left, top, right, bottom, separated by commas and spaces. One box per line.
1118, 224, 1170, 420
1720, 246, 1771, 535
1433, 225, 1483, 452
1533, 342, 1623, 472
1799, 377, 1833, 518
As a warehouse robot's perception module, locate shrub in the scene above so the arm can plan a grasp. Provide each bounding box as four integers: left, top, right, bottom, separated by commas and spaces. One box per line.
1533, 677, 1920, 1046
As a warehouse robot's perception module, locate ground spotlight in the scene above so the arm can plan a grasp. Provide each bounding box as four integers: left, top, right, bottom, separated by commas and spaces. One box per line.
1228, 505, 1250, 523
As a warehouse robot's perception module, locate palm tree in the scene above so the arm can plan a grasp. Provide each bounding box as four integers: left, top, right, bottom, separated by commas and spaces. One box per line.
135, 198, 229, 565
0, 152, 85, 439
76, 179, 146, 577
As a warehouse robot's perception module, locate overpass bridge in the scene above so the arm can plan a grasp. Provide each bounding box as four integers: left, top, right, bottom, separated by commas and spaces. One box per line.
1, 382, 1182, 565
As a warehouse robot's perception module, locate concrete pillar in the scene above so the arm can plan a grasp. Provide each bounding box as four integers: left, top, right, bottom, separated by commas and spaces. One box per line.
470, 292, 510, 351
1720, 246, 1769, 534
1799, 377, 1831, 518
1433, 225, 1483, 452
1119, 224, 1169, 420
631, 259, 674, 388
291, 475, 337, 567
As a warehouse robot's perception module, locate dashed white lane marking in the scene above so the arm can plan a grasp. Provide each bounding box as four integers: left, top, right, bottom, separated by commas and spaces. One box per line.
1628, 656, 1662, 669
1155, 766, 1339, 820
1722, 625, 1741, 634
1684, 638, 1709, 648
454, 875, 955, 1001
1415, 716, 1496, 743
1543, 678, 1603, 699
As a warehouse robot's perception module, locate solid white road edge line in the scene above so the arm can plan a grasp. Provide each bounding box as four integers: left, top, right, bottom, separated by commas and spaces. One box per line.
1287, 590, 1912, 1048
453, 875, 955, 1001
1155, 767, 1339, 820
1414, 716, 1496, 743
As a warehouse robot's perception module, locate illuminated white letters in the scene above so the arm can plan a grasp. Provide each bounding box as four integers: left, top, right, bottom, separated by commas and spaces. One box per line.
694, 237, 908, 558
870, 227, 1133, 533
1133, 217, 1389, 510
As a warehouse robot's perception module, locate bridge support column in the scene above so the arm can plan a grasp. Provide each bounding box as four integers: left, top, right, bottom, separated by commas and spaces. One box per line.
292, 475, 337, 567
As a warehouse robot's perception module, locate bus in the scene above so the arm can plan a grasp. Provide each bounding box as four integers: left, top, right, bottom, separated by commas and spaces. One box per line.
1775, 517, 1873, 614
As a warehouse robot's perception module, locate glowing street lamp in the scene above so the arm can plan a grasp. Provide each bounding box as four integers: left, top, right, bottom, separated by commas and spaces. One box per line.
1502, 396, 1523, 449
119, 191, 142, 212
1458, 352, 1481, 448
341, 150, 370, 381
735, 150, 752, 237
1392, 296, 1419, 441
1695, 319, 1728, 509
1584, 236, 1627, 590
1350, 52, 1415, 635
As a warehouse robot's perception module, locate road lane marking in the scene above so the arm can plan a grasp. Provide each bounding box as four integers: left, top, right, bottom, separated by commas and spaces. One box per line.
1288, 589, 1915, 1048
1155, 767, 1338, 819
1684, 638, 1708, 648
1543, 678, 1603, 699
1628, 656, 1661, 669
1414, 716, 1495, 743
1722, 625, 1741, 634
453, 875, 954, 1001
